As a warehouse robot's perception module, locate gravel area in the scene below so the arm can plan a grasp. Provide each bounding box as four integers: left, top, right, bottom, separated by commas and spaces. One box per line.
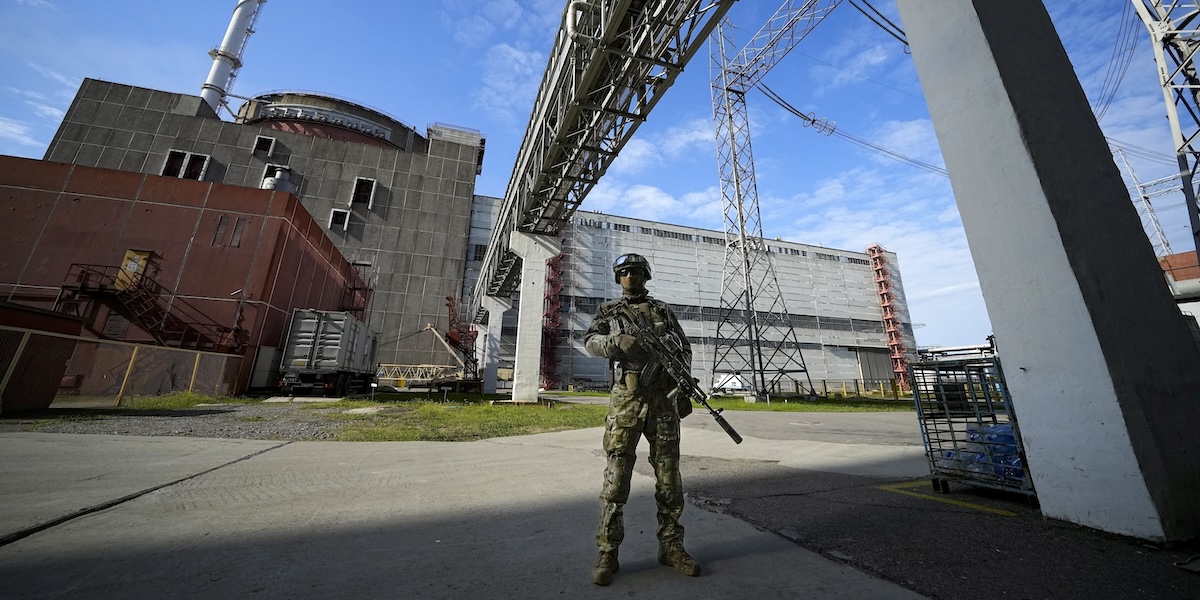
0, 402, 360, 441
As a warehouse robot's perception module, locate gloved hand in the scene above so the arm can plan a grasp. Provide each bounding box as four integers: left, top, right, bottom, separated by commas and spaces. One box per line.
616, 334, 638, 355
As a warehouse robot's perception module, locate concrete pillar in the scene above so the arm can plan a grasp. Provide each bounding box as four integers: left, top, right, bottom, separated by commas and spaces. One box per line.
897, 0, 1200, 541
479, 296, 512, 394
508, 231, 562, 402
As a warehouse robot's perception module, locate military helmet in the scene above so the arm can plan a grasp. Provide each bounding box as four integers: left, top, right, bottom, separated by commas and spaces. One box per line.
613, 253, 652, 283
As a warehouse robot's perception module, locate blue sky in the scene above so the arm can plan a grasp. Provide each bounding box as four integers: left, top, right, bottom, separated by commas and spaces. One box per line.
0, 0, 1186, 348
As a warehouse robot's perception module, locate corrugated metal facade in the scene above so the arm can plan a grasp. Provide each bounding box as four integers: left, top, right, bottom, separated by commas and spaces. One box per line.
465, 198, 917, 390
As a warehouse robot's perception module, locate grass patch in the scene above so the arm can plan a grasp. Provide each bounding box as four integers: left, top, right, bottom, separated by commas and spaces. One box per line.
336, 400, 607, 442
297, 400, 382, 410
709, 396, 914, 412
121, 391, 256, 410
369, 391, 512, 403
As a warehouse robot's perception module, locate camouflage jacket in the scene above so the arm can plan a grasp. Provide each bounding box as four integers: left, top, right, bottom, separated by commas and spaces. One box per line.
584, 292, 691, 380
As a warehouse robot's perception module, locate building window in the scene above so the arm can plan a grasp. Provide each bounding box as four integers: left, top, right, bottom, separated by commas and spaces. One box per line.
212, 215, 229, 246
162, 150, 210, 180
351, 177, 376, 208
260, 164, 291, 188
613, 223, 630, 232
329, 209, 350, 231
229, 217, 248, 248
253, 135, 276, 157
472, 244, 487, 261
261, 164, 289, 180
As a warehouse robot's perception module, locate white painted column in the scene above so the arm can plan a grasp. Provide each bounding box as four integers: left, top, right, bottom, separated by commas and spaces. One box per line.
508, 231, 562, 402
479, 296, 512, 394
897, 0, 1200, 541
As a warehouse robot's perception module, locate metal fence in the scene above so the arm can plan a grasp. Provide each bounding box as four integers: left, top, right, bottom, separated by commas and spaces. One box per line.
0, 324, 242, 411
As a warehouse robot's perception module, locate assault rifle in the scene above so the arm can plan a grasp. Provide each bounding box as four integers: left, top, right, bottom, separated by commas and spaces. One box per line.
613, 301, 743, 444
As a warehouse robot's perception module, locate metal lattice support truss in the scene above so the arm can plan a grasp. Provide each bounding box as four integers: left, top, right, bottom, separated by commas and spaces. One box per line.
1113, 147, 1176, 256
469, 0, 736, 322
376, 364, 460, 384
709, 0, 841, 398
1133, 0, 1200, 255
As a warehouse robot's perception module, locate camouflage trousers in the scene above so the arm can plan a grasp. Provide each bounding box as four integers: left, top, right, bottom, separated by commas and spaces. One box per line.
596, 380, 684, 552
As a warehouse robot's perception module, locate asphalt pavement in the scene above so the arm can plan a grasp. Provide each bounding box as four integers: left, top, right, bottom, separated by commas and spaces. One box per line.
1, 407, 1197, 599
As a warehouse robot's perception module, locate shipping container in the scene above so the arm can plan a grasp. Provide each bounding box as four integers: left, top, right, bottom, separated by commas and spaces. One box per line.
279, 309, 379, 396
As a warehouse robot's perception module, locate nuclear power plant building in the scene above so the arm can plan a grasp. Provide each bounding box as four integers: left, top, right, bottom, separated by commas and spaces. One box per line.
43, 79, 485, 370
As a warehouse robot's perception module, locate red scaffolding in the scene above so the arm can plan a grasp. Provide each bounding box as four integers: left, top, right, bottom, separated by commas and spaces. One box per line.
866, 244, 911, 391
541, 239, 565, 390
445, 295, 478, 381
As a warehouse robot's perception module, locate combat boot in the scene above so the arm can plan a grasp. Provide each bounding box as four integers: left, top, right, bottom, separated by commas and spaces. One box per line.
658, 544, 701, 577
591, 549, 619, 586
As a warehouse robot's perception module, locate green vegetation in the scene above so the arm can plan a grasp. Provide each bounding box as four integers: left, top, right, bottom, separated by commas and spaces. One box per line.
25, 390, 910, 442
120, 391, 255, 410
335, 399, 607, 441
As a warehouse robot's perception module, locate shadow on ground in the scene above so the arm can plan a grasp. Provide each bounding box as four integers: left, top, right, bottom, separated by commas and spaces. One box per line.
675, 455, 1200, 600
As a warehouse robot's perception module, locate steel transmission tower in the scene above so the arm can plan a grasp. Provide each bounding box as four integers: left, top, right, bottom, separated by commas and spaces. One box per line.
709, 0, 841, 399
1113, 146, 1176, 256
1133, 0, 1200, 256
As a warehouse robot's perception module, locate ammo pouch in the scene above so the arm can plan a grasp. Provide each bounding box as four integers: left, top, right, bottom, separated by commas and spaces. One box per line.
624, 370, 639, 392
669, 385, 693, 418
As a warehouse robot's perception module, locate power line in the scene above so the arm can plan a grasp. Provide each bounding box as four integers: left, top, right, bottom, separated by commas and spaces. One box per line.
757, 83, 948, 177
1106, 136, 1178, 166
1093, 2, 1139, 121
847, 0, 907, 48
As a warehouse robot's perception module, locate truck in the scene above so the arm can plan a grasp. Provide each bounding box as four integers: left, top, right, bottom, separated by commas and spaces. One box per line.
278, 309, 379, 397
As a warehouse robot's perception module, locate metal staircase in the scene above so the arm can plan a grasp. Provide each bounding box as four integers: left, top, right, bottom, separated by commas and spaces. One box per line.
55, 264, 243, 352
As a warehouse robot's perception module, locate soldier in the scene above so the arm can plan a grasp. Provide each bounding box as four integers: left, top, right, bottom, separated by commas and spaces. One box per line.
584, 253, 701, 586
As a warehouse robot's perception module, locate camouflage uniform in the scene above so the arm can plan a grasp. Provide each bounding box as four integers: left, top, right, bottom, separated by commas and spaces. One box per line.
584, 291, 691, 553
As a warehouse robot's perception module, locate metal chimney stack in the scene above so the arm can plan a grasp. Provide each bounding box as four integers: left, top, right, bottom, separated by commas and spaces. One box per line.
200, 0, 266, 114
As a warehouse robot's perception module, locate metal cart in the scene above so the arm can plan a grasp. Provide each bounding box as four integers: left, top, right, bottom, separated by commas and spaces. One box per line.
909, 349, 1035, 499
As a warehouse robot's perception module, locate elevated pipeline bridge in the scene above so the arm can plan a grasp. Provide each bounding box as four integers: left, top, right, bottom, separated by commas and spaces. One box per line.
467, 0, 735, 325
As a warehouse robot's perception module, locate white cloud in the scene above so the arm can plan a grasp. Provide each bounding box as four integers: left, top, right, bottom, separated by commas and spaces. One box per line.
15, 0, 56, 9
442, 0, 561, 47
452, 15, 497, 46
661, 118, 713, 155
608, 137, 658, 175
829, 43, 891, 87
24, 100, 63, 120
473, 43, 544, 124
5, 87, 48, 101
869, 118, 943, 165
0, 116, 40, 146
587, 181, 721, 226
26, 61, 74, 88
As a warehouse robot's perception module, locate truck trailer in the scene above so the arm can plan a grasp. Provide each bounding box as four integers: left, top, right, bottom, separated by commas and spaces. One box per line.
278, 309, 379, 397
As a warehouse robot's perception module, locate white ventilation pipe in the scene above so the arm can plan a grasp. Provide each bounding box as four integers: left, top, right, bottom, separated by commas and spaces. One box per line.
567, 0, 599, 44
200, 0, 266, 113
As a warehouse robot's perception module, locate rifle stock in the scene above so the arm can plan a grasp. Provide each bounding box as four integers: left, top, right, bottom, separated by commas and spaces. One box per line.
616, 302, 743, 444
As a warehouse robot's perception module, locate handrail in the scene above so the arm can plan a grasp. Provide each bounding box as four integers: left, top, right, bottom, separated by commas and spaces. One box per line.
61, 264, 243, 352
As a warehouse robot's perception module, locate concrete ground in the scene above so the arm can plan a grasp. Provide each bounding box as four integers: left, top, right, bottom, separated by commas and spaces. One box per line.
1, 409, 1197, 599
